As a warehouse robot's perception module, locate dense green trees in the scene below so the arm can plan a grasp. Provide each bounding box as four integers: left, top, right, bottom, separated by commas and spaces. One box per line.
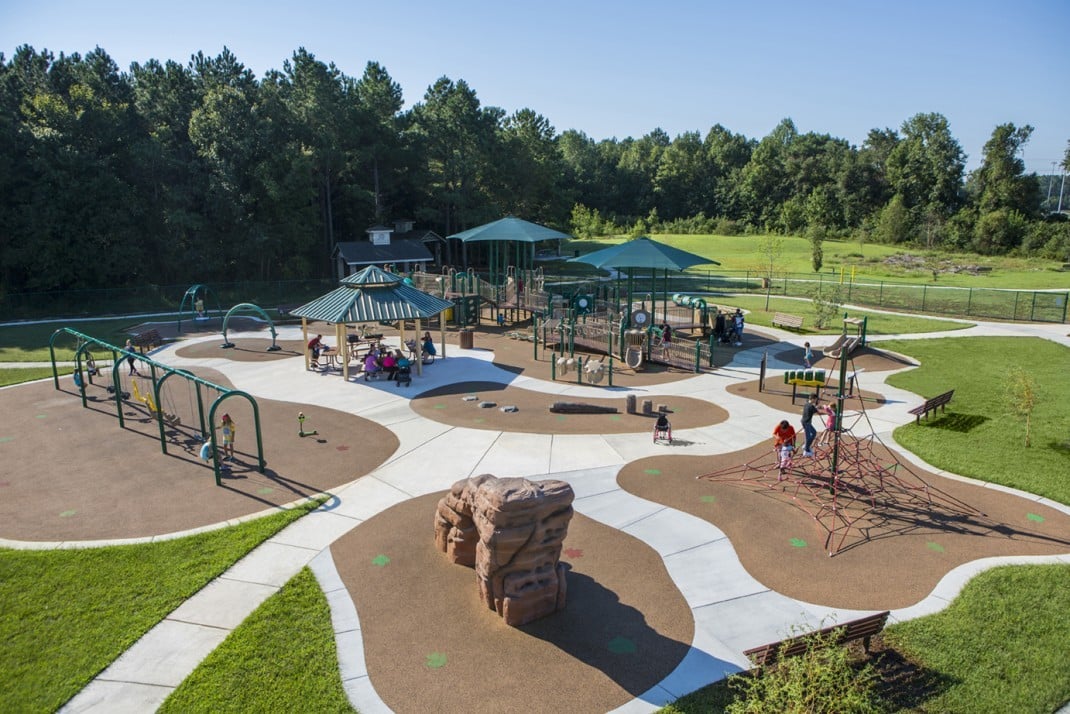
0, 44, 1066, 296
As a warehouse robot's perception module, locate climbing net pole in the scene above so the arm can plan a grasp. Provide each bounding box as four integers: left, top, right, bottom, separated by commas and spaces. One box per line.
698, 357, 982, 556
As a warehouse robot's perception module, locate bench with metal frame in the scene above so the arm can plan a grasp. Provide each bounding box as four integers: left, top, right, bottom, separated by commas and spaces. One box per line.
743, 611, 890, 668
907, 389, 955, 424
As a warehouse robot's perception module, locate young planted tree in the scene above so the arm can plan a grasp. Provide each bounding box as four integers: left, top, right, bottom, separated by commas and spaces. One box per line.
810, 283, 843, 329
1005, 367, 1038, 447
756, 234, 784, 310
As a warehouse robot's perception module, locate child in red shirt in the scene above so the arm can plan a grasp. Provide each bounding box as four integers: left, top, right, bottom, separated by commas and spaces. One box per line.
773, 419, 797, 473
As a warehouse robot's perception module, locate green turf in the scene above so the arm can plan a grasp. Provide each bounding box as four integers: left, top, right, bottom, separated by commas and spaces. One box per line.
882, 564, 1070, 714
0, 318, 138, 362
883, 336, 1070, 505
566, 234, 1070, 289
0, 498, 325, 714
0, 366, 74, 387
159, 567, 354, 713
704, 295, 971, 335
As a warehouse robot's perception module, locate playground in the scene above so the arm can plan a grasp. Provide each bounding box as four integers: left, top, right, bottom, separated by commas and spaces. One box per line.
5, 272, 1070, 712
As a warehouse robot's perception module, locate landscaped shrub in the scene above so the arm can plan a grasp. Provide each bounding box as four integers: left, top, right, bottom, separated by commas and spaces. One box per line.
725, 629, 885, 714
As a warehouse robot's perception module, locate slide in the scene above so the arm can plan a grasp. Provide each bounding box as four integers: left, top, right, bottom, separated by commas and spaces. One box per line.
624, 348, 644, 370
824, 334, 848, 359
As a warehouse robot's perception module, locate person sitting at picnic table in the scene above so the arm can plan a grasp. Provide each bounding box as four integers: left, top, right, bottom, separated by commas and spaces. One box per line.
421, 332, 436, 357
362, 349, 381, 380
381, 350, 398, 379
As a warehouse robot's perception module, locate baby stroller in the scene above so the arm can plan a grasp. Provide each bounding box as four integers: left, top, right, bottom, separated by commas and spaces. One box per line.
394, 363, 412, 387
653, 413, 672, 444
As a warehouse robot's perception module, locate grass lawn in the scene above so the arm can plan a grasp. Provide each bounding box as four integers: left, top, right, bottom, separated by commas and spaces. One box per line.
883, 336, 1070, 505
658, 334, 1070, 712
883, 564, 1070, 714
159, 568, 354, 713
0, 366, 74, 387
706, 295, 971, 336
0, 499, 324, 714
0, 318, 138, 362
564, 234, 1070, 289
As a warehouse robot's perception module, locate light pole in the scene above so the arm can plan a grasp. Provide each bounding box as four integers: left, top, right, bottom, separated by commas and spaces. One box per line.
1048, 162, 1057, 208
1059, 171, 1067, 214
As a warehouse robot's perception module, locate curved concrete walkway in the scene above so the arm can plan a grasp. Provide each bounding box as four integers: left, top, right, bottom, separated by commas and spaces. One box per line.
38, 319, 1070, 713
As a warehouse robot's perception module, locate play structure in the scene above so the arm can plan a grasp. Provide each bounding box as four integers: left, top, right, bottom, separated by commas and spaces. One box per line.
49, 328, 266, 485
699, 354, 980, 556
825, 315, 868, 359
220, 302, 282, 351
177, 284, 222, 333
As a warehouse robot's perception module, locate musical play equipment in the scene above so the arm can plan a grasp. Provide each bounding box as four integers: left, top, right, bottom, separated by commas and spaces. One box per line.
298, 411, 318, 437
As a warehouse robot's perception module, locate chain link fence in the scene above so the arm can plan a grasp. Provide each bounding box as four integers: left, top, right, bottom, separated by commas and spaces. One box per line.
2, 272, 1067, 324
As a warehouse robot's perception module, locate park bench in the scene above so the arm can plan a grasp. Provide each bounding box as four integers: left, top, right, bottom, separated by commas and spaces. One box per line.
772, 312, 805, 331
907, 389, 955, 424
131, 329, 162, 353
743, 611, 890, 669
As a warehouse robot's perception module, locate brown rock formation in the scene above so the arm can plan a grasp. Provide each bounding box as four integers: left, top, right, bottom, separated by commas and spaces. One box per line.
433, 474, 574, 626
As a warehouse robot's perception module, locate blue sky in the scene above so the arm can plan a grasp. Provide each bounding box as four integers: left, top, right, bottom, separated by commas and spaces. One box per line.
3, 0, 1067, 173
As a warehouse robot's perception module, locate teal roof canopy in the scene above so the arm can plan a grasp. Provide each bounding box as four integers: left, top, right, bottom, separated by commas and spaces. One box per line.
291, 266, 453, 324
567, 236, 720, 271
447, 216, 571, 243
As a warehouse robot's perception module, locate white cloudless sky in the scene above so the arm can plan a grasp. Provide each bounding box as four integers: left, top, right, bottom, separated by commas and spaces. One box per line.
3, 0, 1067, 173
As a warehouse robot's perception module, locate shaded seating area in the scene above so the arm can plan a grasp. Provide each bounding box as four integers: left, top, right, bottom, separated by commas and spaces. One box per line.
289, 265, 454, 382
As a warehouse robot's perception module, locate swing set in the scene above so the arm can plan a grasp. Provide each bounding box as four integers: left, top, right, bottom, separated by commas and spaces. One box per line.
49, 327, 266, 486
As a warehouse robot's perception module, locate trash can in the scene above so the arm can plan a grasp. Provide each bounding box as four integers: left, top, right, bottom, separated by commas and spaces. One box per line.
459, 328, 474, 349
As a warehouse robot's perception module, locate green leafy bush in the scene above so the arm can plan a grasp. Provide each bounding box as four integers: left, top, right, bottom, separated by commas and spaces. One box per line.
725, 629, 885, 714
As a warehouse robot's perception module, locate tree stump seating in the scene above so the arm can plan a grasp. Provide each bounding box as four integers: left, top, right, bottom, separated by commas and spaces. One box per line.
907, 389, 955, 423
743, 611, 890, 669
131, 329, 161, 353
771, 312, 804, 330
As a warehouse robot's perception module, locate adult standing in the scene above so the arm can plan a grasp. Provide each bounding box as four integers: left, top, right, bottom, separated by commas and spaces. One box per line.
732, 309, 745, 346
800, 393, 820, 456
124, 339, 140, 376
308, 334, 324, 365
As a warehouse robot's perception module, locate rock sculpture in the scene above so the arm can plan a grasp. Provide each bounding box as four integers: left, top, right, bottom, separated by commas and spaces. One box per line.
434, 474, 574, 626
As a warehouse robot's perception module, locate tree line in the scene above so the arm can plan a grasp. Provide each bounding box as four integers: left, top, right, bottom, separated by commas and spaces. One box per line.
2, 45, 1068, 295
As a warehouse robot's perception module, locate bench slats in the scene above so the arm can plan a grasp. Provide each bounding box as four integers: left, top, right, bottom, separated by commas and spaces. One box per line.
908, 389, 954, 423
743, 611, 890, 668
772, 312, 804, 330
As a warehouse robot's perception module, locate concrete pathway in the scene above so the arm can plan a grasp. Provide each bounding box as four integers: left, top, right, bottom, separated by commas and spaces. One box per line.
37, 321, 1070, 713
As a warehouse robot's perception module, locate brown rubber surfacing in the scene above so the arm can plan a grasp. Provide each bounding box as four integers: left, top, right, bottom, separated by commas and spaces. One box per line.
329, 491, 695, 714
618, 442, 1070, 610
0, 367, 398, 541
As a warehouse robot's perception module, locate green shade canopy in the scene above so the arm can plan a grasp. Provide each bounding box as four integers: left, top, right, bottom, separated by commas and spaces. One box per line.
291, 266, 454, 324
567, 236, 720, 271
447, 216, 571, 243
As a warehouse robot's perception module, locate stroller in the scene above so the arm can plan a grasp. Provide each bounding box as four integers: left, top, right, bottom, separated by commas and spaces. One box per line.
653, 413, 672, 444
394, 363, 412, 387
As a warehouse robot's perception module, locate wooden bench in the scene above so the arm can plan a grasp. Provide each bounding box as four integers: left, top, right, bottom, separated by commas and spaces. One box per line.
907, 389, 954, 423
131, 329, 162, 353
772, 312, 804, 331
744, 611, 890, 668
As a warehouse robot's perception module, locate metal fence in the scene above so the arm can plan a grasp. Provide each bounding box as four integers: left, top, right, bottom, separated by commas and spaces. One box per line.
3, 271, 1067, 324
1, 279, 336, 322
541, 270, 1069, 324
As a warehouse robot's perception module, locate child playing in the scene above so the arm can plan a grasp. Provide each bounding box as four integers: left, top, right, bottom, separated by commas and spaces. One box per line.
772, 419, 797, 475
817, 401, 838, 447
220, 414, 236, 461
803, 341, 813, 368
